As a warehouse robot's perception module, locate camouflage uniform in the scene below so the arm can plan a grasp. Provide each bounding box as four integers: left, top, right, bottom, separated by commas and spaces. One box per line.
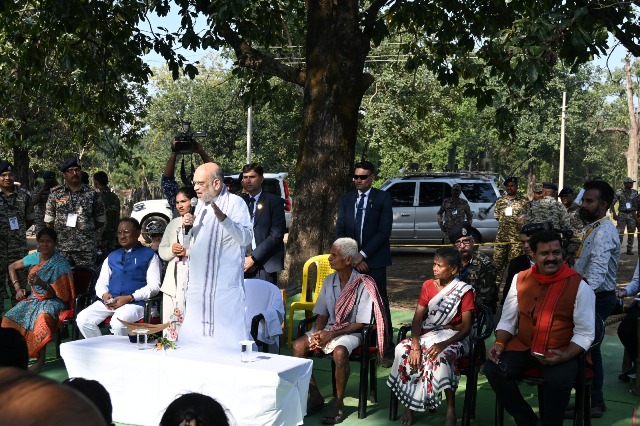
0, 188, 33, 310
493, 193, 528, 287
565, 203, 585, 260
459, 250, 498, 313
31, 183, 51, 233
44, 184, 106, 268
97, 187, 121, 256
437, 198, 473, 243
613, 188, 639, 252
524, 196, 572, 229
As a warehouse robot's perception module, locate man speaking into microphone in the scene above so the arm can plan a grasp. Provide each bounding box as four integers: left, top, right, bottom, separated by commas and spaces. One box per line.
178, 163, 253, 347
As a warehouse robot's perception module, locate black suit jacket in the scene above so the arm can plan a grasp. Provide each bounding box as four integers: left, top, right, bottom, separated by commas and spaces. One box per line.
502, 254, 533, 304
243, 192, 286, 273
335, 188, 392, 269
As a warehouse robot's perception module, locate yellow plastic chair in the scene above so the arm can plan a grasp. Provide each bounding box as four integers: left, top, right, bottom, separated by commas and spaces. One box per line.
287, 254, 334, 347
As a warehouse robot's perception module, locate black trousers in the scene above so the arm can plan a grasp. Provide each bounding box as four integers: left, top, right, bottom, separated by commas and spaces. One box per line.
367, 267, 393, 351
618, 303, 640, 361
244, 265, 278, 285
484, 349, 579, 426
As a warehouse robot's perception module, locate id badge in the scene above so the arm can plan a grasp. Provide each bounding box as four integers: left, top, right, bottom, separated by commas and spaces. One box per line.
66, 213, 78, 227
8, 217, 18, 230
505, 206, 513, 216
626, 202, 632, 209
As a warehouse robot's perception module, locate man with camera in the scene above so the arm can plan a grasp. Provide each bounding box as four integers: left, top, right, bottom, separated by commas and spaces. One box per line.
162, 139, 211, 215
31, 171, 58, 234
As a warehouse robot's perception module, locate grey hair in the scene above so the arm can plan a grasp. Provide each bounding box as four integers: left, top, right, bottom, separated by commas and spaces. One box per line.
209, 167, 224, 183
332, 238, 359, 263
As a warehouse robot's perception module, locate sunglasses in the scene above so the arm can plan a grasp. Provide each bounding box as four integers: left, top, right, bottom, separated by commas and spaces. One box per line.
353, 174, 371, 181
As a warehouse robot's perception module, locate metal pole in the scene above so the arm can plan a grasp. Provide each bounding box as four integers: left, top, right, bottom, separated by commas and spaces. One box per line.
559, 91, 566, 191
246, 104, 253, 163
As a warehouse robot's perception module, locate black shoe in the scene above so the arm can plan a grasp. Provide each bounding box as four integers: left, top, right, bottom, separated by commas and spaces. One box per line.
628, 250, 634, 255
619, 366, 637, 382
590, 405, 604, 418
381, 353, 394, 368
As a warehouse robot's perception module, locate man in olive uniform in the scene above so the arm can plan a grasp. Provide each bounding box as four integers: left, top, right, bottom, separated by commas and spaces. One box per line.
93, 171, 121, 258
559, 187, 584, 265
437, 183, 473, 243
0, 161, 34, 314
31, 171, 58, 234
450, 221, 498, 313
45, 158, 106, 267
524, 182, 571, 229
611, 177, 639, 255
493, 177, 528, 291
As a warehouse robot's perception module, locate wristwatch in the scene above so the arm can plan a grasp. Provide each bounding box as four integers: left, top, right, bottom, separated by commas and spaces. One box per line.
129, 294, 135, 303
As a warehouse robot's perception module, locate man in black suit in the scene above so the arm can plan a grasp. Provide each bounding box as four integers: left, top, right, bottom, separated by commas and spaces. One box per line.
501, 228, 534, 305
336, 160, 394, 364
241, 163, 286, 284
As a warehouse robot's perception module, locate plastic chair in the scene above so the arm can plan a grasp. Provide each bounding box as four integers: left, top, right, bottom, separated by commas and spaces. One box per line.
494, 314, 605, 426
55, 266, 96, 357
388, 303, 494, 425
297, 312, 379, 419
244, 279, 285, 353
287, 254, 334, 347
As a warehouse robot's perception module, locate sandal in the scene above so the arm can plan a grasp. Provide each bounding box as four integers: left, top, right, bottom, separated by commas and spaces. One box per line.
306, 399, 325, 417
321, 405, 346, 424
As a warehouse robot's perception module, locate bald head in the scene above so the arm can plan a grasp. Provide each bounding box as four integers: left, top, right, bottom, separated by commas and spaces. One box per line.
0, 367, 106, 425
193, 162, 224, 203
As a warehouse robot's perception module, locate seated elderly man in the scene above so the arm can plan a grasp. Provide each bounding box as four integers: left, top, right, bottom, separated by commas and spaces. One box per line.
292, 237, 385, 425
484, 230, 595, 426
77, 218, 161, 338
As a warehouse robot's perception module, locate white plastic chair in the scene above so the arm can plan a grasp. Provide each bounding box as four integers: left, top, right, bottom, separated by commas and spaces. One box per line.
244, 279, 285, 353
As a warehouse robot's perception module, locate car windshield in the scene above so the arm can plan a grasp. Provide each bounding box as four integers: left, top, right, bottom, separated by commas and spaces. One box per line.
458, 183, 497, 203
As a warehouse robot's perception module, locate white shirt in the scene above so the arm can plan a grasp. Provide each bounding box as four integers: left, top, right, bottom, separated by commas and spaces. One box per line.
498, 272, 596, 351
95, 248, 161, 302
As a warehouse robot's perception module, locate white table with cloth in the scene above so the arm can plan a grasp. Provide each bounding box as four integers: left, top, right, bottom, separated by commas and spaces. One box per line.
60, 335, 312, 426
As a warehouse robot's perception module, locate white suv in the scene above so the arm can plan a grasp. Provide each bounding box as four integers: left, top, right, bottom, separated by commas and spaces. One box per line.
380, 172, 501, 245
131, 172, 292, 239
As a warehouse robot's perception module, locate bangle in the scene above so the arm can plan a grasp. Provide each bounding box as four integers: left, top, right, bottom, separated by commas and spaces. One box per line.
495, 341, 505, 348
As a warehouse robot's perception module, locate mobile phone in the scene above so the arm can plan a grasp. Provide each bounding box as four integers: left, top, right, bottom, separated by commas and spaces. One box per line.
107, 298, 116, 304
533, 351, 546, 358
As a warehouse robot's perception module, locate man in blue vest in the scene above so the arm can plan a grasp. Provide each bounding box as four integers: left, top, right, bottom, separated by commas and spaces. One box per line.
77, 217, 161, 338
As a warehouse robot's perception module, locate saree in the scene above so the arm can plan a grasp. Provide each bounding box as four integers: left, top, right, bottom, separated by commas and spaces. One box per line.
387, 278, 474, 411
2, 252, 74, 357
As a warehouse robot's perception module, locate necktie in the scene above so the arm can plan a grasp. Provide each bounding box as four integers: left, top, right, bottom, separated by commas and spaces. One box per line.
354, 193, 365, 245
248, 197, 256, 219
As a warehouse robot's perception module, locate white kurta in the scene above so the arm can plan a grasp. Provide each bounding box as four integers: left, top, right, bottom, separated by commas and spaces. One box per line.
179, 190, 253, 348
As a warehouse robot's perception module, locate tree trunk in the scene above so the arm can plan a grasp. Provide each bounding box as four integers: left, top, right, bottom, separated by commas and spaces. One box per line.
625, 55, 639, 188
279, 0, 370, 288
12, 145, 30, 189
526, 160, 537, 199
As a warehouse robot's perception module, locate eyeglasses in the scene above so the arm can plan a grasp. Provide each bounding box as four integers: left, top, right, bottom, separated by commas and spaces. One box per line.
64, 167, 82, 175
192, 180, 208, 187
454, 238, 474, 247
353, 174, 371, 181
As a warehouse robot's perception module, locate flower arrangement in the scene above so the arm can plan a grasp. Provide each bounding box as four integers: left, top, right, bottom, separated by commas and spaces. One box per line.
156, 336, 177, 351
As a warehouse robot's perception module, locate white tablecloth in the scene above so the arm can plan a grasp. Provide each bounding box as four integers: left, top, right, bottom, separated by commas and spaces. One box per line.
60, 336, 312, 426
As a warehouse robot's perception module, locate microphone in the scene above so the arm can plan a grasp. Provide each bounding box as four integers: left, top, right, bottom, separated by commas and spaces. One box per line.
184, 197, 198, 235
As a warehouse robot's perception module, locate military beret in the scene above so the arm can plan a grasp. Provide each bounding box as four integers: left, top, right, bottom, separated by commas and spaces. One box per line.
451, 184, 461, 190
60, 157, 81, 173
532, 183, 543, 193
43, 171, 55, 179
449, 221, 477, 244
0, 161, 14, 175
542, 182, 558, 191
143, 221, 166, 235
558, 187, 574, 197
623, 177, 635, 183
504, 176, 518, 185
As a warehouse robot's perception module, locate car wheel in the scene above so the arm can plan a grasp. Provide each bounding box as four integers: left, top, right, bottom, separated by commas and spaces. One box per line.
141, 216, 169, 243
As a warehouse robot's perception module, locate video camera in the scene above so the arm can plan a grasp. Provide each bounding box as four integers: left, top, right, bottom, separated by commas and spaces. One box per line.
522, 221, 574, 249
172, 121, 206, 155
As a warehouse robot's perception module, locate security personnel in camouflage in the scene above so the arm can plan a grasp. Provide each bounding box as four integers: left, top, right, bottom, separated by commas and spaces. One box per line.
493, 177, 528, 290
450, 221, 498, 313
45, 158, 106, 268
437, 183, 473, 243
0, 161, 34, 314
31, 171, 58, 234
611, 177, 639, 255
93, 171, 120, 258
523, 182, 571, 229
559, 187, 584, 264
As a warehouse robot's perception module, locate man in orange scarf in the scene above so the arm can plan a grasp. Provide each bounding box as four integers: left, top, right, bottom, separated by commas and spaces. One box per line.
484, 230, 595, 426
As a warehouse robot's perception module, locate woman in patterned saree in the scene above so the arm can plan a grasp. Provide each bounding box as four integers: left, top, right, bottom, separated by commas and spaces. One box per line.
2, 228, 74, 372
387, 247, 475, 426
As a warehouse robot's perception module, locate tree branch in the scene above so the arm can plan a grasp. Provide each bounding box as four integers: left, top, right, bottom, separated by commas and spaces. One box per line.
599, 127, 629, 134
217, 24, 305, 87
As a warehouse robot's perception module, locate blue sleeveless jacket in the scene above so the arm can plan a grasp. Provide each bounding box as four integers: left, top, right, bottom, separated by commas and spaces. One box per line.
107, 243, 156, 306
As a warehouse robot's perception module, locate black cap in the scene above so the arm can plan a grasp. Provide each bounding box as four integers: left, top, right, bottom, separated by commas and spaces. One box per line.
542, 182, 558, 191
0, 161, 13, 175
504, 177, 518, 185
60, 157, 81, 173
449, 221, 477, 243
558, 187, 574, 197
43, 171, 55, 179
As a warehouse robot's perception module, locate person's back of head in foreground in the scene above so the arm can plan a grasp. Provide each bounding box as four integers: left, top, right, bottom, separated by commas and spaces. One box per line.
0, 328, 28, 370
160, 392, 231, 426
63, 377, 113, 425
0, 367, 106, 425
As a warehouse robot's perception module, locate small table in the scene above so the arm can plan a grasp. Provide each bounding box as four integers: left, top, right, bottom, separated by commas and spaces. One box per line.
60, 336, 312, 426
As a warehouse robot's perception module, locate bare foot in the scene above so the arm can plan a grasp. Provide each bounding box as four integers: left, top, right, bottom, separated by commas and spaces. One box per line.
445, 412, 457, 426
399, 407, 414, 425
28, 353, 45, 373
